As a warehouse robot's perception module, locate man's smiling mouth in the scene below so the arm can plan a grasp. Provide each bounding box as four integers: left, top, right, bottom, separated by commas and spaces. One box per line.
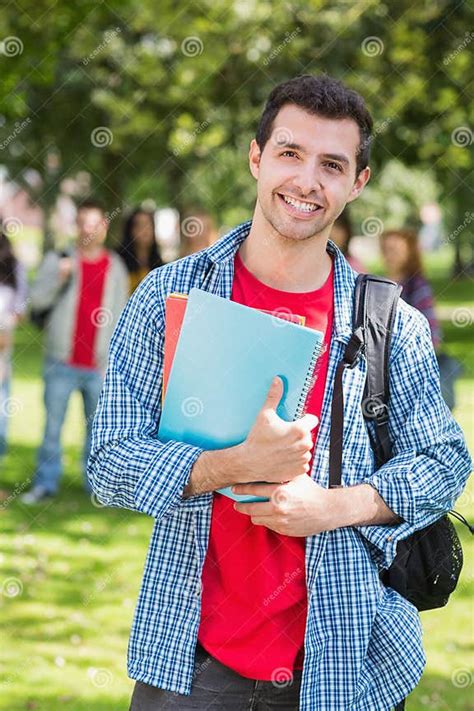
276, 193, 323, 214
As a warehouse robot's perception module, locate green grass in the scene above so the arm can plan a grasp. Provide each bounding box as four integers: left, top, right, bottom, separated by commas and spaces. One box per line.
0, 262, 472, 710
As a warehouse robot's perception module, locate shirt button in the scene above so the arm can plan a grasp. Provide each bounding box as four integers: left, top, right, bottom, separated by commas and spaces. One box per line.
387, 535, 393, 541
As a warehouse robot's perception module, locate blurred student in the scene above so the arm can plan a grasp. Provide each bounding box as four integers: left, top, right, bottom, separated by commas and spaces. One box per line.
380, 228, 441, 347
380, 227, 462, 410
118, 208, 163, 294
0, 229, 28, 459
179, 211, 219, 258
21, 200, 129, 504
330, 209, 366, 272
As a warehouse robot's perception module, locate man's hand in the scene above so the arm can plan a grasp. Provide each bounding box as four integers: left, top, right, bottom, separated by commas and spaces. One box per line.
58, 257, 73, 285
232, 475, 334, 537
232, 479, 402, 535
182, 376, 319, 498
238, 376, 319, 484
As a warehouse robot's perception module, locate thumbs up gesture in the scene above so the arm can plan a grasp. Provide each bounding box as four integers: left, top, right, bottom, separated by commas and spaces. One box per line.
237, 376, 319, 485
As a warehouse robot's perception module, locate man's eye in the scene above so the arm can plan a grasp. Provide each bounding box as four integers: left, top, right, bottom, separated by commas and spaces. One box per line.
281, 150, 297, 158
325, 162, 342, 172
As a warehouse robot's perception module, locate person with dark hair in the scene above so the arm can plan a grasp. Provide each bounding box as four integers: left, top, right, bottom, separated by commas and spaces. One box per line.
118, 208, 163, 294
380, 228, 441, 347
380, 227, 462, 411
88, 74, 470, 711
21, 200, 128, 504
330, 208, 366, 272
0, 228, 28, 458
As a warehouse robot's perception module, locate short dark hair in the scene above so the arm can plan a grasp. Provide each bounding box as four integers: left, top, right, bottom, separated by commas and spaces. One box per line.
256, 74, 373, 176
76, 198, 106, 215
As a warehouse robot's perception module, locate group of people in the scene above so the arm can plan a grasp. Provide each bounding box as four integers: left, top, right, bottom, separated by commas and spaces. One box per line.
0, 200, 165, 503
0, 197, 451, 505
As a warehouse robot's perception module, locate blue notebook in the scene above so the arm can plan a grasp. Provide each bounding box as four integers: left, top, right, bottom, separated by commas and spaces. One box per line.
157, 288, 324, 503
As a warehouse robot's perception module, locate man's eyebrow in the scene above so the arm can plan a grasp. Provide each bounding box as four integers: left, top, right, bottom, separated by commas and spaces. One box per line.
273, 141, 307, 152
321, 153, 350, 166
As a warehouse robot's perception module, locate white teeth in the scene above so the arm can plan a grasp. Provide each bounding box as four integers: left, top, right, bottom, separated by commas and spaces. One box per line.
282, 195, 320, 213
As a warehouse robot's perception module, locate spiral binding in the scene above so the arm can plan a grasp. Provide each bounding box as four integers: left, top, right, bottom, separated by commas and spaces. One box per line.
294, 340, 325, 419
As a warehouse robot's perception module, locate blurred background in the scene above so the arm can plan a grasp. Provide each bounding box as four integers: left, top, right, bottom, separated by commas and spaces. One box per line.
0, 1, 472, 709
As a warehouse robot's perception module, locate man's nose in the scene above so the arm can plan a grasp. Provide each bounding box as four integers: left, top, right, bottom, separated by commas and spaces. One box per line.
294, 164, 323, 197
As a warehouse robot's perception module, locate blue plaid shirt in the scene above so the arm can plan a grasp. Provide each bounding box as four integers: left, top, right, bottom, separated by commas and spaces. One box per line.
88, 220, 471, 710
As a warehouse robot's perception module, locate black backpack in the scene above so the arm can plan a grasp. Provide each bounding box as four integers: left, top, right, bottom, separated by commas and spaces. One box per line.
30, 250, 72, 330
329, 274, 473, 612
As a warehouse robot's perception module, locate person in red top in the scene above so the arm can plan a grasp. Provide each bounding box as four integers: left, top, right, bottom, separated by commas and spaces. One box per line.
198, 251, 334, 679
22, 201, 129, 504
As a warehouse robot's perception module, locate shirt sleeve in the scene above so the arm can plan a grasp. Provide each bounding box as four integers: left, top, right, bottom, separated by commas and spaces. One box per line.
13, 260, 28, 316
355, 307, 472, 570
86, 269, 205, 519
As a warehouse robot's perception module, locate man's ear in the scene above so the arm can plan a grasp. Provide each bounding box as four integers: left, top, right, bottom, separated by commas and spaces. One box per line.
249, 139, 261, 181
346, 165, 371, 204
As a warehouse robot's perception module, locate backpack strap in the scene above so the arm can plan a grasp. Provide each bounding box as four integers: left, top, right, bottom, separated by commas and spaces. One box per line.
328, 273, 401, 488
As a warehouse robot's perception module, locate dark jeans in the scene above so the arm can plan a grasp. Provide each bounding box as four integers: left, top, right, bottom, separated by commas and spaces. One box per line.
129, 641, 302, 710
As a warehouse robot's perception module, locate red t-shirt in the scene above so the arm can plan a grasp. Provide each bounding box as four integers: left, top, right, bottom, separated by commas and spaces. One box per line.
197, 249, 334, 680
69, 251, 111, 369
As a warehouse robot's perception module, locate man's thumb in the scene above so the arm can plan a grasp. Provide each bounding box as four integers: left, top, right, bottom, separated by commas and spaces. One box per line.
298, 412, 319, 432
263, 376, 284, 411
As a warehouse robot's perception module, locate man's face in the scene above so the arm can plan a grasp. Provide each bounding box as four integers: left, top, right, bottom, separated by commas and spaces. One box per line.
249, 104, 370, 242
76, 207, 107, 247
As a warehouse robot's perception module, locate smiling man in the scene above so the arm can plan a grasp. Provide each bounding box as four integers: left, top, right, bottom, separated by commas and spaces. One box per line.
88, 75, 471, 711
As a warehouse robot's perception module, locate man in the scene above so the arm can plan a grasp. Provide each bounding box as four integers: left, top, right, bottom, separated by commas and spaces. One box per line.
88, 76, 471, 710
22, 200, 128, 504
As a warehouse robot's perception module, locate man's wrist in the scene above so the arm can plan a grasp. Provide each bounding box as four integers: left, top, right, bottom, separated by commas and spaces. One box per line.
182, 442, 248, 498
325, 484, 401, 530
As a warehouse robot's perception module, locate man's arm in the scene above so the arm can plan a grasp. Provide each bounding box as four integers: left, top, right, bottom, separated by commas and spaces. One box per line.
182, 445, 246, 498
327, 483, 402, 528
29, 252, 64, 311
87, 269, 207, 519
354, 306, 471, 570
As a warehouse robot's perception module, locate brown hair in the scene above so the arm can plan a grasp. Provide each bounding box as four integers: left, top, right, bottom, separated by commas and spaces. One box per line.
256, 74, 374, 176
380, 228, 423, 278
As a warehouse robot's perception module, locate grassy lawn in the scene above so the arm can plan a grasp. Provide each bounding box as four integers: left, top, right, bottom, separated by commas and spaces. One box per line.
0, 255, 472, 710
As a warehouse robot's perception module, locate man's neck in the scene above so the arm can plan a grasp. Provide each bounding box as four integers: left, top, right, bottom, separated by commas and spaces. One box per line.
238, 208, 333, 293
77, 243, 107, 261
